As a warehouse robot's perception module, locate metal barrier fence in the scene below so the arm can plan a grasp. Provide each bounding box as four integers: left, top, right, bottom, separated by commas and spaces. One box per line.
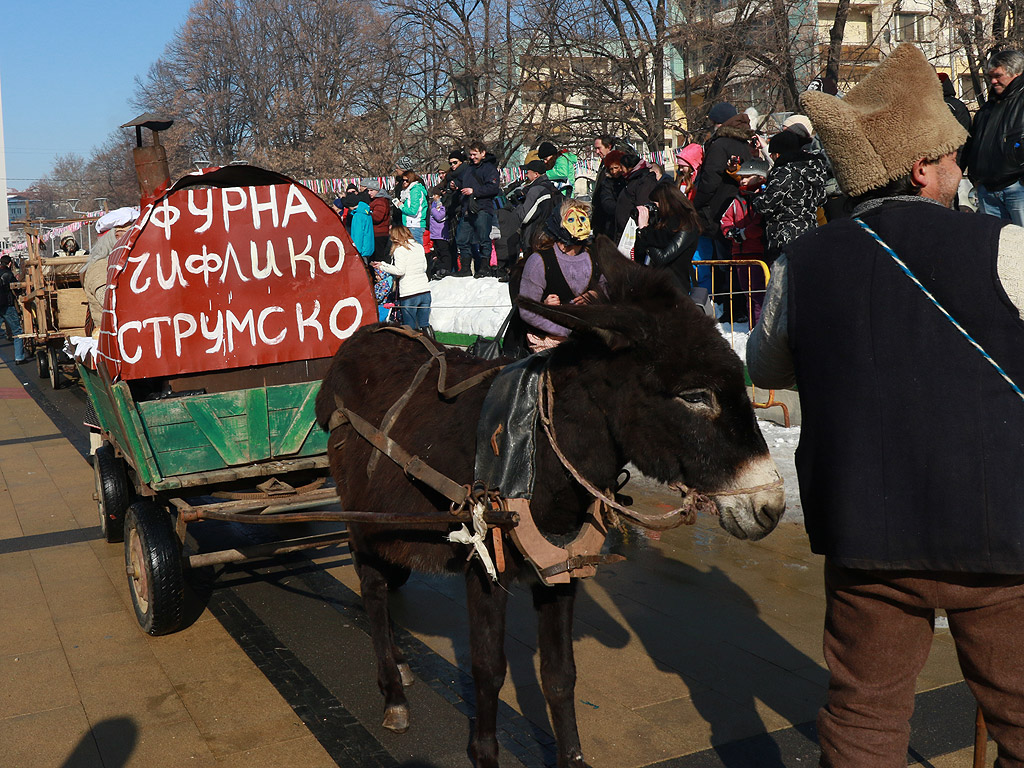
692, 258, 790, 427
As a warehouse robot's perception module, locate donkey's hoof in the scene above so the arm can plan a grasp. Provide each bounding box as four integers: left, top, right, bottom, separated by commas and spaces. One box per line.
398, 662, 415, 688
382, 704, 410, 733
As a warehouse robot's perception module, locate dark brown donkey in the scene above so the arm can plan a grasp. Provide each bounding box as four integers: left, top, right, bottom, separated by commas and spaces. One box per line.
314, 240, 786, 767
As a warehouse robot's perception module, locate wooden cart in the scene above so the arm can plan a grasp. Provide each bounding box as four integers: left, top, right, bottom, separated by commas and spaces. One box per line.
17, 223, 93, 388
81, 164, 380, 635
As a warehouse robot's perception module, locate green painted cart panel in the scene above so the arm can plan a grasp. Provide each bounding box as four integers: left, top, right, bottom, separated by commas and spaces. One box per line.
136, 381, 326, 478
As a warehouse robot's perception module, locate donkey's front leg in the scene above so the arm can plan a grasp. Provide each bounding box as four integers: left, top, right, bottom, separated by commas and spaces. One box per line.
355, 554, 410, 733
533, 580, 590, 768
466, 561, 515, 768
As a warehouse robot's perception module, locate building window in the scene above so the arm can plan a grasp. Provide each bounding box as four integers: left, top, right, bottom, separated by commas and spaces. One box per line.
897, 13, 926, 42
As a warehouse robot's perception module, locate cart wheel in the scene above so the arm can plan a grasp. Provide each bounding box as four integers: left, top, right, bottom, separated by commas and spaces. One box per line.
94, 443, 130, 543
36, 348, 49, 379
48, 347, 63, 390
124, 501, 184, 635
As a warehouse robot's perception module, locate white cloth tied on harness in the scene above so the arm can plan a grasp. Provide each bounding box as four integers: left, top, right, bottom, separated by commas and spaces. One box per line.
448, 501, 499, 582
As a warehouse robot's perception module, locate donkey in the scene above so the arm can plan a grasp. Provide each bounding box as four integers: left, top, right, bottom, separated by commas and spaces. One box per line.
314, 238, 786, 767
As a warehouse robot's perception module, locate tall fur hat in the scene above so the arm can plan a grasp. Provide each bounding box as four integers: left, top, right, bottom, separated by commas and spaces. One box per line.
800, 44, 967, 197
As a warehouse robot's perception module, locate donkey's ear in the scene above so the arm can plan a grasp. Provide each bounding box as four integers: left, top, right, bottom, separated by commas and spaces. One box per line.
517, 298, 642, 351
589, 235, 641, 285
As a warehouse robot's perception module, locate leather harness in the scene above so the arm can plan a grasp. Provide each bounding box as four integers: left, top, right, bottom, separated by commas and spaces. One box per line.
326, 326, 679, 585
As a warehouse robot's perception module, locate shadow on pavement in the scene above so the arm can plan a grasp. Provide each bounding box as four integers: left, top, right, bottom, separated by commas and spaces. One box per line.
60, 716, 137, 768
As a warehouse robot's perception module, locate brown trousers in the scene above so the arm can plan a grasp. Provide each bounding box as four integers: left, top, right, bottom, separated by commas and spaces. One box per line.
818, 560, 1024, 768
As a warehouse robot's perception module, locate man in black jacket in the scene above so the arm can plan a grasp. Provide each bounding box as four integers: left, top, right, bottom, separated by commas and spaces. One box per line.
456, 141, 502, 277
747, 44, 1024, 767
0, 256, 27, 363
963, 49, 1024, 224
511, 160, 559, 257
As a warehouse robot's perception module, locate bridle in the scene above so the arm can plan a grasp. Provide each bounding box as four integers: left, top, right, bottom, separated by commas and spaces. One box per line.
538, 369, 784, 531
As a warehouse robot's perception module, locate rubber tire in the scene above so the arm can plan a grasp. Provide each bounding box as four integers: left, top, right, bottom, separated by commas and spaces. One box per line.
48, 346, 63, 390
36, 348, 49, 379
124, 501, 184, 636
94, 443, 130, 543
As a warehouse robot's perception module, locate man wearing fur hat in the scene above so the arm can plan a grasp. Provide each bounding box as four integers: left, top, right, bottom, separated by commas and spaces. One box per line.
747, 44, 1024, 767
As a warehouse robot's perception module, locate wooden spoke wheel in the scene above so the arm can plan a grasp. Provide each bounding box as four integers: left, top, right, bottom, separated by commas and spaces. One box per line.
94, 443, 130, 543
124, 501, 184, 636
48, 346, 63, 390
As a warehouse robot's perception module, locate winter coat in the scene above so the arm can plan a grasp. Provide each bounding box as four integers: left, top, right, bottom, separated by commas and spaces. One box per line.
964, 74, 1024, 189
591, 168, 624, 238
429, 200, 449, 241
720, 196, 765, 258
785, 198, 1024, 572
375, 241, 430, 298
693, 116, 754, 234
462, 153, 502, 213
942, 78, 972, 133
545, 151, 578, 192
395, 181, 428, 229
751, 150, 829, 261
369, 196, 391, 238
0, 265, 16, 310
349, 201, 375, 259
613, 163, 660, 238
513, 176, 560, 252
634, 225, 699, 293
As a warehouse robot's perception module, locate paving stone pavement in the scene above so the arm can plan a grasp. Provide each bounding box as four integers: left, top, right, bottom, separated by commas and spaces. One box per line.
0, 351, 998, 767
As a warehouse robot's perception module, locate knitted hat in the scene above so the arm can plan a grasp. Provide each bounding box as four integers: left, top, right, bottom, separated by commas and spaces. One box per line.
800, 44, 967, 197
537, 141, 558, 159
708, 102, 737, 125
675, 143, 704, 172
523, 159, 548, 174
449, 148, 467, 162
782, 114, 814, 137
768, 129, 807, 156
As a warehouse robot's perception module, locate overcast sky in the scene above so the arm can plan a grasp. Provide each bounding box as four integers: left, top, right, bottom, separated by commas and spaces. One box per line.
1, 0, 194, 190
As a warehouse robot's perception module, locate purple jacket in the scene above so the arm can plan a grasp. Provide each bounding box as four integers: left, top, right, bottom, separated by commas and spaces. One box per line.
429, 200, 449, 241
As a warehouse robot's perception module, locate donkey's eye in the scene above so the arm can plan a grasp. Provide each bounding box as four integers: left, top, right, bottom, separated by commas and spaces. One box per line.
676, 389, 717, 413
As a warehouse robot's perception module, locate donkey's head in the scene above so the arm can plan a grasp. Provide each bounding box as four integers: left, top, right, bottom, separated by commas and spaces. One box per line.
520, 236, 785, 540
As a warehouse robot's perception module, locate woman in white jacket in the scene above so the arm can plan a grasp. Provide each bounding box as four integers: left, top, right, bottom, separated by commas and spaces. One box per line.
372, 225, 431, 330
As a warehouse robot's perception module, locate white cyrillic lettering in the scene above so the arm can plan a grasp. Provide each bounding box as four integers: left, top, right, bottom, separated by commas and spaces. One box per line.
128, 252, 152, 294
250, 240, 282, 280
185, 245, 223, 286
226, 308, 256, 352
155, 249, 189, 290
249, 185, 279, 230
222, 187, 248, 231
328, 298, 362, 340
257, 306, 286, 345
318, 235, 345, 274
142, 316, 172, 358
281, 184, 317, 228
289, 235, 315, 278
296, 300, 323, 342
200, 311, 225, 354
150, 198, 181, 240
172, 313, 198, 356
188, 189, 215, 234
219, 242, 249, 284
117, 321, 143, 364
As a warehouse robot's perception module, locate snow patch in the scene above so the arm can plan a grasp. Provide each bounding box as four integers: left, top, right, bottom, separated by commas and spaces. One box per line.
428, 276, 511, 338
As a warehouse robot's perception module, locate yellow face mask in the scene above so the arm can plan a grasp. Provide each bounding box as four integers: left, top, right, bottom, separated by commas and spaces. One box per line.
562, 206, 591, 240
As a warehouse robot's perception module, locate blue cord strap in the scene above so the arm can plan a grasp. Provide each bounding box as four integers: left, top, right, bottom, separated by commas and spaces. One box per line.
854, 217, 1024, 402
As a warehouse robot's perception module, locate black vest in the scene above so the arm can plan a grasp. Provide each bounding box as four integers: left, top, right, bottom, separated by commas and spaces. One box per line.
787, 199, 1024, 572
